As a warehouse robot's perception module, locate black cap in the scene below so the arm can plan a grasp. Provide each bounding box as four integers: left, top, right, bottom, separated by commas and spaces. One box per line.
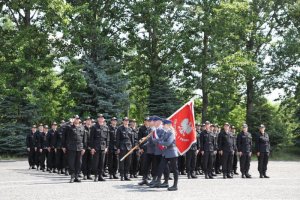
85, 116, 91, 120
97, 114, 104, 118
123, 117, 129, 121
259, 124, 265, 128
196, 122, 201, 126
44, 125, 49, 129
111, 117, 117, 121
205, 121, 210, 125
32, 125, 37, 128
144, 117, 150, 121
130, 119, 137, 123
242, 124, 248, 128
52, 122, 57, 125
74, 115, 80, 119
224, 122, 230, 126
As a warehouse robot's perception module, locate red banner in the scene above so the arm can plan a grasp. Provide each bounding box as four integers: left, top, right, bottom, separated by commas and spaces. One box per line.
168, 100, 196, 155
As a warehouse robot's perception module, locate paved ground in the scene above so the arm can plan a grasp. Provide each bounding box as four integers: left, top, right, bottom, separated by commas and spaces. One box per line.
0, 161, 299, 200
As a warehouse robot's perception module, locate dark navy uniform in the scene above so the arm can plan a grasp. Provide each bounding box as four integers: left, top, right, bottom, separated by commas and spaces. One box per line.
38, 129, 49, 171
185, 138, 200, 178
200, 129, 217, 178
130, 126, 140, 178
107, 124, 119, 178
82, 125, 93, 179
47, 128, 57, 172
90, 122, 110, 181
26, 128, 36, 169
218, 130, 235, 178
55, 124, 65, 174
256, 130, 270, 178
116, 124, 134, 180
237, 131, 252, 177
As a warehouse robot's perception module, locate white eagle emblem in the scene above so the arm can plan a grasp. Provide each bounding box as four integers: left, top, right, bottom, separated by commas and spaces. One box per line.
179, 118, 193, 136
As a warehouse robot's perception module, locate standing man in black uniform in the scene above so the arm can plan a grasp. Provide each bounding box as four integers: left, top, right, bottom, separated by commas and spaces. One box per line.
138, 117, 154, 185
26, 125, 37, 169
108, 117, 119, 179
47, 122, 58, 173
39, 125, 49, 172
55, 121, 65, 174
200, 121, 217, 179
218, 122, 235, 179
62, 115, 87, 183
230, 126, 239, 175
82, 117, 93, 180
130, 119, 140, 178
116, 117, 134, 181
34, 124, 43, 170
237, 124, 252, 178
256, 124, 270, 178
186, 125, 200, 179
196, 124, 204, 175
90, 114, 110, 182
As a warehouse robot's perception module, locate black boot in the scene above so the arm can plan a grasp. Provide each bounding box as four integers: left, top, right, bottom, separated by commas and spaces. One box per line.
121, 176, 124, 181
245, 173, 252, 178
83, 175, 87, 180
263, 172, 270, 178
138, 179, 149, 186
242, 173, 245, 178
74, 174, 81, 182
191, 172, 198, 179
187, 172, 191, 179
234, 170, 239, 175
98, 175, 105, 181
160, 180, 169, 188
150, 177, 161, 188
70, 174, 75, 183
87, 175, 93, 180
94, 175, 98, 182
168, 177, 178, 191
109, 174, 113, 179
260, 173, 264, 178
149, 176, 157, 186
124, 174, 131, 181
208, 173, 214, 179
205, 173, 209, 179
223, 174, 227, 179
113, 173, 119, 179
227, 174, 233, 179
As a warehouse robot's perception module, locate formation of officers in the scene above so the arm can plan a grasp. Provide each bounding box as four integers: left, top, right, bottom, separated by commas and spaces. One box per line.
26, 114, 271, 191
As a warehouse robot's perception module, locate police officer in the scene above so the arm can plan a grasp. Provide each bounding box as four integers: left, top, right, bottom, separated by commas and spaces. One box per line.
108, 117, 119, 179
256, 124, 270, 178
38, 125, 49, 172
62, 115, 87, 183
200, 121, 217, 179
196, 124, 205, 175
55, 120, 65, 174
230, 125, 239, 175
116, 117, 134, 181
214, 124, 222, 174
90, 114, 110, 182
138, 117, 155, 185
218, 122, 235, 179
151, 119, 179, 191
82, 117, 93, 180
186, 123, 200, 179
130, 119, 140, 178
26, 125, 37, 169
47, 122, 58, 173
34, 124, 43, 170
237, 124, 252, 178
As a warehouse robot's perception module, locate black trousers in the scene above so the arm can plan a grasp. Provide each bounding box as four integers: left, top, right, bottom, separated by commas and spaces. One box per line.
55, 149, 65, 170
240, 152, 251, 174
82, 149, 93, 176
130, 150, 140, 175
196, 151, 203, 171
48, 148, 56, 170
142, 153, 154, 180
139, 152, 146, 175
186, 149, 197, 173
222, 152, 233, 175
107, 150, 119, 175
68, 150, 82, 176
93, 150, 106, 176
157, 157, 179, 183
215, 151, 222, 172
40, 149, 48, 170
232, 151, 238, 171
35, 148, 41, 167
203, 152, 214, 174
27, 148, 36, 167
258, 152, 269, 174
119, 150, 132, 177
152, 155, 163, 177
178, 155, 186, 173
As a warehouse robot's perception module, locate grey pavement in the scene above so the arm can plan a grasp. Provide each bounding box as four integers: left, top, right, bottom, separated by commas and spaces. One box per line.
0, 160, 299, 200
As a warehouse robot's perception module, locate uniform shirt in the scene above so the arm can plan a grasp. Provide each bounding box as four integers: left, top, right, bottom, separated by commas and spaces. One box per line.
34, 131, 42, 148
237, 131, 252, 153
200, 130, 217, 152
26, 131, 35, 148
155, 128, 178, 159
108, 125, 118, 151
84, 125, 92, 149
90, 123, 110, 151
54, 127, 64, 149
256, 132, 270, 153
138, 125, 150, 152
116, 125, 134, 151
218, 130, 235, 153
47, 129, 57, 148
39, 132, 48, 149
62, 124, 86, 151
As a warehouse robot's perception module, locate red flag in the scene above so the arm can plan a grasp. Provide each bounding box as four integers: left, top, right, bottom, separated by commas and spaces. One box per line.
168, 100, 196, 155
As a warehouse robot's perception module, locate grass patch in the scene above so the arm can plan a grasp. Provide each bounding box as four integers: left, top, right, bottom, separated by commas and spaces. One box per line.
0, 154, 26, 161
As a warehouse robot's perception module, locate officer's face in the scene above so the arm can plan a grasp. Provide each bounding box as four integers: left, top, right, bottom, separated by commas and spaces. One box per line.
111, 120, 117, 126
144, 120, 150, 127
130, 122, 136, 127
154, 120, 162, 127
44, 128, 48, 132
52, 125, 57, 130
98, 117, 105, 124
224, 125, 229, 131
196, 125, 200, 131
243, 127, 248, 132
260, 127, 265, 132
86, 119, 92, 126
39, 126, 43, 132
205, 124, 210, 130
123, 120, 129, 126
74, 118, 80, 125
32, 128, 36, 132
149, 120, 155, 127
